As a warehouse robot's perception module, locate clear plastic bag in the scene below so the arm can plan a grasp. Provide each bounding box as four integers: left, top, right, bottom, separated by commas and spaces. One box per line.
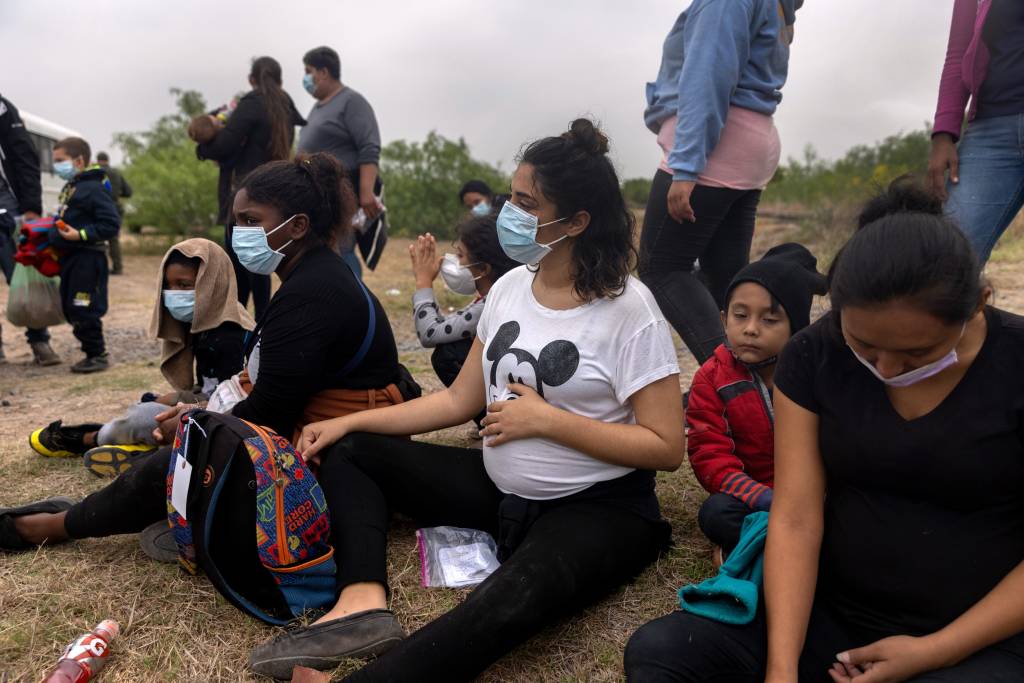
416, 526, 500, 588
5, 263, 65, 328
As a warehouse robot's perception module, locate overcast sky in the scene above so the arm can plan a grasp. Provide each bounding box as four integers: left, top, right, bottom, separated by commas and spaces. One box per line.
1, 1, 953, 180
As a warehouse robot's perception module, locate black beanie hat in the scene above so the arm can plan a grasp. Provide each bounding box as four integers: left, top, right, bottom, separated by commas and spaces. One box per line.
725, 243, 828, 333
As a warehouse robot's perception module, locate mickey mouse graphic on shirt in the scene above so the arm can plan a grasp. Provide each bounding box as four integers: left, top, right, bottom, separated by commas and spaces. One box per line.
485, 320, 580, 403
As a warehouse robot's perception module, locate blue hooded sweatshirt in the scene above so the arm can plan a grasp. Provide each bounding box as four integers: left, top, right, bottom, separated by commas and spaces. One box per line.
644, 0, 801, 182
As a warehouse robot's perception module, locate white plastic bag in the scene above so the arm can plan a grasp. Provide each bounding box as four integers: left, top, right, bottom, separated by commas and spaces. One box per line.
206, 374, 247, 413
416, 526, 500, 588
5, 263, 65, 328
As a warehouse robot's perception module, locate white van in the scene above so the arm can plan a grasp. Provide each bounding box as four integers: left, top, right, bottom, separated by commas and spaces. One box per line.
20, 111, 82, 215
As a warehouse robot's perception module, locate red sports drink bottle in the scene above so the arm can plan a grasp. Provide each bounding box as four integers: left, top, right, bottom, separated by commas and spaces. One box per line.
40, 620, 119, 683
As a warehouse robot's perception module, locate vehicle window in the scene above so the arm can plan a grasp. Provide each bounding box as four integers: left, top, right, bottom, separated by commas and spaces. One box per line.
27, 133, 54, 173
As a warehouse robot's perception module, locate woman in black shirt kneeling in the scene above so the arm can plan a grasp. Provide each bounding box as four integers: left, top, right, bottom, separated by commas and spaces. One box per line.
626, 181, 1024, 682
1, 153, 411, 556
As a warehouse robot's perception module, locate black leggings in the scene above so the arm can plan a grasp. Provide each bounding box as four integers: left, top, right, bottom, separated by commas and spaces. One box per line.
624, 602, 1024, 682
64, 446, 171, 539
316, 433, 668, 683
638, 170, 760, 364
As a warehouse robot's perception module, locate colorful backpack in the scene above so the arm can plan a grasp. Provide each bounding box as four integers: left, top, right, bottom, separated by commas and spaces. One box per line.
165, 410, 336, 624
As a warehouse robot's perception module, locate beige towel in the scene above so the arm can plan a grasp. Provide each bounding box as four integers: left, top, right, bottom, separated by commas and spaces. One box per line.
149, 238, 255, 391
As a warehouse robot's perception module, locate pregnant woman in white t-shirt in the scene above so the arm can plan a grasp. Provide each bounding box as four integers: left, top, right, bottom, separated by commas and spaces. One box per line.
247, 119, 686, 682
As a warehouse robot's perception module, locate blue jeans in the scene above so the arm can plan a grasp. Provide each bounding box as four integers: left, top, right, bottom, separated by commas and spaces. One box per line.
341, 246, 362, 279
946, 113, 1024, 265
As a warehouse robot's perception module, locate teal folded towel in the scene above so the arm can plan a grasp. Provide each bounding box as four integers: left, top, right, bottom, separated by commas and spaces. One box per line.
678, 511, 769, 624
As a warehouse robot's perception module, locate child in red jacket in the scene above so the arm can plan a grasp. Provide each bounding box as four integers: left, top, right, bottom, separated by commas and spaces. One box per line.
687, 243, 826, 559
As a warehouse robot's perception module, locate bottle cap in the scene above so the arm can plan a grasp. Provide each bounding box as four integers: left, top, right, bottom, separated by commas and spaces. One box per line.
94, 619, 120, 641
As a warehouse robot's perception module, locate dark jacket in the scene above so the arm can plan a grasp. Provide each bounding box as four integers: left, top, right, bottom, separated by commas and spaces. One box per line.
196, 90, 305, 184
687, 343, 775, 510
0, 95, 43, 216
103, 165, 132, 216
50, 167, 121, 251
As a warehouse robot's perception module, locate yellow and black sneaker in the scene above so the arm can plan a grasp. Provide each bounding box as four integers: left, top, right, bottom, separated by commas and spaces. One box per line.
29, 420, 102, 458
83, 444, 158, 478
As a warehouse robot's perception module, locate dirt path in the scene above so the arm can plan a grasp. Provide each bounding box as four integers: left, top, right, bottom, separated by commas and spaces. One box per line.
1, 231, 1021, 681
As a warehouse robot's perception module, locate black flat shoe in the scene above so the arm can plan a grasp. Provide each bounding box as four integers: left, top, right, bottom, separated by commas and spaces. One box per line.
249, 608, 406, 680
0, 496, 75, 551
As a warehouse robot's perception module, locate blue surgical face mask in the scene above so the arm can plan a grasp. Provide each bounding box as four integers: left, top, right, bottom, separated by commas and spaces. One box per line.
302, 73, 316, 95
53, 160, 76, 181
163, 289, 196, 323
471, 201, 491, 216
496, 201, 568, 265
231, 215, 298, 275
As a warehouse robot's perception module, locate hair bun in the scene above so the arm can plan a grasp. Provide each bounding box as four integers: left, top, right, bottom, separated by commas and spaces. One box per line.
563, 118, 609, 156
857, 176, 942, 228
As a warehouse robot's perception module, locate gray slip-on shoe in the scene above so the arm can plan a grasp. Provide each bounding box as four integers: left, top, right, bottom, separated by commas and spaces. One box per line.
140, 520, 179, 563
249, 608, 406, 680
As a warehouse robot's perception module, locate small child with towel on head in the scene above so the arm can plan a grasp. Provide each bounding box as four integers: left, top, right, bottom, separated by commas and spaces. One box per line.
28, 238, 254, 476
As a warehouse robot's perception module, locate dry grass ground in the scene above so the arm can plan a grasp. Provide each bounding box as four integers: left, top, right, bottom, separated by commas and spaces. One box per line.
2, 221, 1023, 682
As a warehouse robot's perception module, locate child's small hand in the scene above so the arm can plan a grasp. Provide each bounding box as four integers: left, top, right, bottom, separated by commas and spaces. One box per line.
56, 220, 81, 241
409, 233, 441, 288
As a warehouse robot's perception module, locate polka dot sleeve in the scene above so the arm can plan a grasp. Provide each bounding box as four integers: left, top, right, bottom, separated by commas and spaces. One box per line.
411, 288, 486, 348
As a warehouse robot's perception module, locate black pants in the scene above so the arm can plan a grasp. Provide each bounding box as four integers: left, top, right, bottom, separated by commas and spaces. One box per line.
317, 433, 669, 683
638, 170, 760, 364
624, 602, 1024, 682
698, 493, 753, 553
60, 249, 108, 357
430, 338, 472, 387
64, 446, 171, 539
224, 223, 270, 322
108, 232, 123, 273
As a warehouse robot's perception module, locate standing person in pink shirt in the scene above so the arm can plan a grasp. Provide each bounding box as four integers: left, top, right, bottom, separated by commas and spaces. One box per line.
638, 0, 801, 364
929, 0, 1024, 266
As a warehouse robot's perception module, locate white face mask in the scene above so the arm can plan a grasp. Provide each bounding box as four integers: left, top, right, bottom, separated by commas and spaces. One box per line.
439, 253, 481, 295
847, 323, 965, 388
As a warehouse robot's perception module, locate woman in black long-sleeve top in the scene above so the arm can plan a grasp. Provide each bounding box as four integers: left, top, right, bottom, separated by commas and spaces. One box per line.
196, 56, 305, 321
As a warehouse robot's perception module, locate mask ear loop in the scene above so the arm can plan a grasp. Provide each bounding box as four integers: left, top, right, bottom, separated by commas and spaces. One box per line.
264, 214, 300, 255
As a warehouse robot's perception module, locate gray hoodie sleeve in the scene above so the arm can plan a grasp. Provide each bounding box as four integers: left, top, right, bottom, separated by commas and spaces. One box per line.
345, 91, 382, 167
412, 288, 485, 347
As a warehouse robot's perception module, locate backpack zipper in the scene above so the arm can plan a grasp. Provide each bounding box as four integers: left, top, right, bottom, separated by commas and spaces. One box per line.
248, 423, 293, 566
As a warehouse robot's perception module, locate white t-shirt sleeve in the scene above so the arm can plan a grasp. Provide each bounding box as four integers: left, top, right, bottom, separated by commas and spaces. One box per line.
614, 319, 680, 404
476, 266, 517, 347
476, 295, 492, 347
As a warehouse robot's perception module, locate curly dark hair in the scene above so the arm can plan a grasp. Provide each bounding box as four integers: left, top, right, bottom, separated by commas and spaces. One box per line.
455, 212, 518, 283
238, 152, 357, 246
519, 118, 634, 301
